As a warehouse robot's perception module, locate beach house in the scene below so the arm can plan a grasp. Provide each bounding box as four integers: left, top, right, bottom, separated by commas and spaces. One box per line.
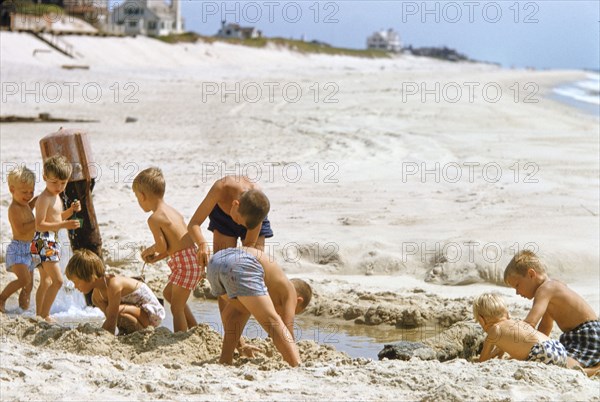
366, 28, 402, 52
216, 20, 262, 40
110, 0, 183, 36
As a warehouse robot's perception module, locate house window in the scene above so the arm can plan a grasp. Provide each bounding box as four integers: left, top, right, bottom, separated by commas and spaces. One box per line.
128, 21, 137, 27
148, 21, 157, 29
226, 29, 231, 35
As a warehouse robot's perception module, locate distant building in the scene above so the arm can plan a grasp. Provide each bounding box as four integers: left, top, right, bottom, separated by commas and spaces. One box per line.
110, 0, 183, 36
366, 28, 402, 52
216, 20, 261, 40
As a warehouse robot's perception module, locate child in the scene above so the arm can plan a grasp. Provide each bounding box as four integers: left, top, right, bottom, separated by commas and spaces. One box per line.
66, 249, 165, 334
473, 293, 581, 369
207, 246, 312, 367
0, 166, 37, 312
133, 167, 202, 332
31, 155, 81, 321
504, 250, 600, 370
187, 175, 272, 270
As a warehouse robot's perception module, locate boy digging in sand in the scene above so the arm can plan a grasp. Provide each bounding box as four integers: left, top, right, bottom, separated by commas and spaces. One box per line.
0, 166, 37, 313
504, 250, 600, 375
133, 167, 202, 332
207, 247, 312, 367
66, 249, 165, 334
32, 155, 81, 321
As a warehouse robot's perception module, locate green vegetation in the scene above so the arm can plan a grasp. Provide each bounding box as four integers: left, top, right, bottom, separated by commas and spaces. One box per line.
157, 32, 392, 59
6, 0, 65, 16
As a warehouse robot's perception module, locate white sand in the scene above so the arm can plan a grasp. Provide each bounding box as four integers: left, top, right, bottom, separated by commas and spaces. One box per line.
1, 31, 599, 400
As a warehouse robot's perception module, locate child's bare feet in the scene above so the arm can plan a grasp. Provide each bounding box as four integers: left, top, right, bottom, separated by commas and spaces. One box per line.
18, 289, 31, 310
44, 315, 57, 324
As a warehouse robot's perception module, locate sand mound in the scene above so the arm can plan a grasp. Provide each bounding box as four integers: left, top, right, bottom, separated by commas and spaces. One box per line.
0, 315, 349, 368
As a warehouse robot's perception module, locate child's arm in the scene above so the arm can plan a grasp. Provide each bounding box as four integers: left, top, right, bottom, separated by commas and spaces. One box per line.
60, 200, 81, 220
241, 226, 261, 248
188, 183, 221, 267
478, 326, 503, 362
524, 288, 552, 332
141, 216, 169, 263
279, 297, 297, 341
28, 196, 38, 209
535, 312, 554, 335
102, 284, 122, 335
35, 196, 79, 232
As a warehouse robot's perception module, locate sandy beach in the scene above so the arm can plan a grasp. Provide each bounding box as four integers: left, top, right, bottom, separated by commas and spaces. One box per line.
1, 31, 599, 400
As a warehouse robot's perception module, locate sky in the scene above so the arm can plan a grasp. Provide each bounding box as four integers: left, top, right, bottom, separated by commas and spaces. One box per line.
114, 1, 600, 70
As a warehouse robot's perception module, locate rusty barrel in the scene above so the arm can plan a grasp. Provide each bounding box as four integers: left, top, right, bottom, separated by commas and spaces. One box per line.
39, 128, 103, 258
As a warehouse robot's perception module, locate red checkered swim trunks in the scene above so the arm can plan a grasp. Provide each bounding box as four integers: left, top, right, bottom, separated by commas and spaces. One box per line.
168, 247, 202, 290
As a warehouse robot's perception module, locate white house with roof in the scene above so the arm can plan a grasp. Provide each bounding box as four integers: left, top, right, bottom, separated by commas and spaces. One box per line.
216, 21, 261, 40
367, 28, 402, 52
110, 0, 182, 36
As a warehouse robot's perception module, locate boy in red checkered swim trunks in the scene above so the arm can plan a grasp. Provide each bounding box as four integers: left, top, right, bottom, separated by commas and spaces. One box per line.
133, 167, 202, 332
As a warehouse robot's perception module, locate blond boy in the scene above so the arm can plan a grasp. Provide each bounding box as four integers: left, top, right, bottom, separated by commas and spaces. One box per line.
0, 167, 37, 312
207, 247, 312, 367
32, 155, 81, 321
133, 167, 202, 332
473, 293, 580, 369
504, 250, 600, 369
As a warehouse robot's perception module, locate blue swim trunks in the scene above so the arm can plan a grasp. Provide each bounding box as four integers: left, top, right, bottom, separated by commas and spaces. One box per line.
526, 339, 568, 367
6, 240, 36, 272
30, 231, 61, 263
207, 248, 268, 299
208, 204, 273, 240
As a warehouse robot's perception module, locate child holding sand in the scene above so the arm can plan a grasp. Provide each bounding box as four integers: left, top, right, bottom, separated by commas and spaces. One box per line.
31, 155, 81, 321
0, 166, 37, 312
66, 249, 165, 334
133, 167, 202, 332
504, 250, 600, 371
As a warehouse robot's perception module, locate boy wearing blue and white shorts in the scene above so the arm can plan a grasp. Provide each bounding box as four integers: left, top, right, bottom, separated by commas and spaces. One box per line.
207, 247, 313, 367
1, 166, 37, 312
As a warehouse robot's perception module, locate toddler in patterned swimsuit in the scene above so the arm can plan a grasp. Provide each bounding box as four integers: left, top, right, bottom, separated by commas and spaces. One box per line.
66, 249, 164, 334
473, 293, 580, 369
133, 167, 202, 332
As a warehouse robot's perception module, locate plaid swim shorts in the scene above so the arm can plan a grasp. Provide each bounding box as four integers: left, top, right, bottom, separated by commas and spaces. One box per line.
167, 247, 202, 291
526, 339, 568, 367
560, 320, 600, 368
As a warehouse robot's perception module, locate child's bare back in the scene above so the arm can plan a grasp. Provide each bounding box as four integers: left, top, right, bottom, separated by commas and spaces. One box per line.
491, 319, 551, 360
147, 203, 195, 258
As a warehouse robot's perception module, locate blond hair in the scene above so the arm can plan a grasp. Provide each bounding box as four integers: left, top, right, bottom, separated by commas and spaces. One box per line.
473, 293, 508, 320
504, 250, 546, 283
66, 249, 105, 282
132, 167, 165, 198
44, 154, 72, 180
7, 166, 35, 187
291, 278, 312, 311
239, 189, 270, 229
